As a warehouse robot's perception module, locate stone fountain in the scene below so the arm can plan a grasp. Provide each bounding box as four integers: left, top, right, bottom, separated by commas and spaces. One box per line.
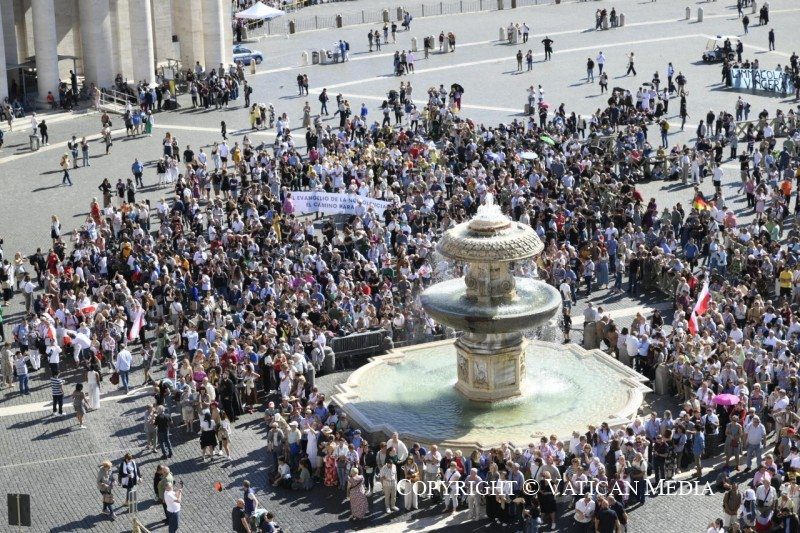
420, 198, 561, 401
332, 198, 651, 449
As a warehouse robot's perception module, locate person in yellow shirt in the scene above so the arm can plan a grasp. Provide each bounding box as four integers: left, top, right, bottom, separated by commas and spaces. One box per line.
780, 266, 793, 300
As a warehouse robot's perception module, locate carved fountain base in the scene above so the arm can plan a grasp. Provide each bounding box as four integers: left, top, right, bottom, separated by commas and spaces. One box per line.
455, 332, 526, 402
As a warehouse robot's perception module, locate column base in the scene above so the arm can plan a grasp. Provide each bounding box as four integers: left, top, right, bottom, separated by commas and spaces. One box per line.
454, 333, 526, 402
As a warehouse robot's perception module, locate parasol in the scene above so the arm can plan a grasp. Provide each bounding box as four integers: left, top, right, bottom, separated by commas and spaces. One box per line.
713, 393, 740, 406
450, 83, 464, 93
539, 134, 556, 146
519, 151, 539, 160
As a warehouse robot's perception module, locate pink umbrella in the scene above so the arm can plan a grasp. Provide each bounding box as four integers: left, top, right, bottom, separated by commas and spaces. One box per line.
713, 394, 740, 406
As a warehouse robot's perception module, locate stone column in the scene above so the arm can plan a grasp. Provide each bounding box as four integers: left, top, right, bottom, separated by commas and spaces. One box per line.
172, 0, 204, 71
128, 0, 155, 84
13, 0, 28, 61
202, 0, 226, 72
1, 0, 18, 67
110, 0, 134, 83
79, 0, 114, 88
151, 0, 173, 66
31, 0, 59, 104
0, 6, 7, 100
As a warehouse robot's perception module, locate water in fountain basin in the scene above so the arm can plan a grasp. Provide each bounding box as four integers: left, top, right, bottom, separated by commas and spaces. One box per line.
346, 341, 639, 444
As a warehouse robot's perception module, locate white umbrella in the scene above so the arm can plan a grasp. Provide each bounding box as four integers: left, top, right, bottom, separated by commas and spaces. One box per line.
519, 151, 539, 160
235, 1, 285, 20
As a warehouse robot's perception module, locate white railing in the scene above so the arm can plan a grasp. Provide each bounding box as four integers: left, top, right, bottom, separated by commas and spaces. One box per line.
98, 88, 133, 114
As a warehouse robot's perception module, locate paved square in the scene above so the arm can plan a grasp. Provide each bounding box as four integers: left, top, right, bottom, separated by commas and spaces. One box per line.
0, 0, 798, 531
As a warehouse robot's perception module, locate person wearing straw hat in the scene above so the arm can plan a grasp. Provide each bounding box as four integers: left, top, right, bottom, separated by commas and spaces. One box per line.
96, 460, 116, 520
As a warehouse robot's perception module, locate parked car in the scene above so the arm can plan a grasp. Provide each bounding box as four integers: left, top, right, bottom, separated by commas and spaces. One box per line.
233, 45, 264, 65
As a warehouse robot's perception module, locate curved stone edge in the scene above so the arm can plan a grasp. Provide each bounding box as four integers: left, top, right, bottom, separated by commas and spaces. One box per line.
331, 339, 652, 452
421, 278, 563, 332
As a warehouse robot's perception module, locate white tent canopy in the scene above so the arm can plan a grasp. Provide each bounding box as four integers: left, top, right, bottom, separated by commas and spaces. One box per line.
235, 2, 285, 20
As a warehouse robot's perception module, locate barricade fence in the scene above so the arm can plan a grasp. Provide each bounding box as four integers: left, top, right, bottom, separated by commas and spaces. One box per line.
248, 0, 575, 36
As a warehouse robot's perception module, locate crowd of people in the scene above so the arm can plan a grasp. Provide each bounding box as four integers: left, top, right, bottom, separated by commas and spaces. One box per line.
3, 3, 800, 531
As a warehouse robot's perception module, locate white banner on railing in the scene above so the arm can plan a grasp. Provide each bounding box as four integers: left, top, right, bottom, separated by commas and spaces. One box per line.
290, 192, 391, 216
731, 68, 795, 94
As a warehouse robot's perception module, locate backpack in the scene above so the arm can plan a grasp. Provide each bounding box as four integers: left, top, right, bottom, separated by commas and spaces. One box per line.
345, 41, 350, 51
318, 93, 325, 103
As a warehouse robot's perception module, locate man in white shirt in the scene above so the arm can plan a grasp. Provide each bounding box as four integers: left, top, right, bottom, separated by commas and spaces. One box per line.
744, 416, 767, 470
21, 276, 35, 312
115, 344, 133, 394
575, 493, 596, 527
183, 325, 199, 354
163, 482, 182, 533
422, 445, 442, 497
755, 477, 776, 510
387, 432, 409, 462
46, 341, 62, 376
379, 461, 399, 513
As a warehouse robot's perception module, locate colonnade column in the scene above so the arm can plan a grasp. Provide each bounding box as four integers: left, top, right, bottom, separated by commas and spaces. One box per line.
0, 6, 7, 100
129, 0, 155, 84
202, 0, 226, 72
31, 0, 59, 105
79, 0, 114, 88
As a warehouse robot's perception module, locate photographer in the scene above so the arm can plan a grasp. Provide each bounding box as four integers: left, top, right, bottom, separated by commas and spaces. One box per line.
163, 481, 183, 533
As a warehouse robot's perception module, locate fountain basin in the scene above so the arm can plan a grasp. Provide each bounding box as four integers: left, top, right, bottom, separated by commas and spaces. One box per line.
332, 339, 651, 449
421, 278, 562, 334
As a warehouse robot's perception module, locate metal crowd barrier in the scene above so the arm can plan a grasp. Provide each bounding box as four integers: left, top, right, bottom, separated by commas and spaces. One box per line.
330, 329, 387, 368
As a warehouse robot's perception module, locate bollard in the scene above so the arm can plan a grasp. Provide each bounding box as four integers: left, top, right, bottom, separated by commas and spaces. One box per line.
751, 1, 757, 14
697, 7, 703, 22
382, 8, 389, 22
685, 6, 691, 20
411, 36, 418, 52
619, 13, 625, 26
511, 0, 517, 8
289, 20, 296, 34
250, 60, 256, 74
320, 48, 328, 65
301, 51, 309, 66
602, 18, 609, 30
497, 0, 504, 10
335, 14, 342, 28
655, 364, 669, 395
499, 27, 506, 41
397, 6, 403, 20
583, 321, 598, 349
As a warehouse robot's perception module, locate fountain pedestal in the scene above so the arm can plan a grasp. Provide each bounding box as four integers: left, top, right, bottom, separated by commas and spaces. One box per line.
455, 332, 526, 402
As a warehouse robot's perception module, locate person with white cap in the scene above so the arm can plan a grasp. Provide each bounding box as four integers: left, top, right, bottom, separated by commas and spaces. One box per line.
464, 468, 482, 520
442, 460, 462, 514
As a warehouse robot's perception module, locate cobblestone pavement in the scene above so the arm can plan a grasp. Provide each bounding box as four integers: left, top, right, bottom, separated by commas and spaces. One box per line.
1, 0, 797, 530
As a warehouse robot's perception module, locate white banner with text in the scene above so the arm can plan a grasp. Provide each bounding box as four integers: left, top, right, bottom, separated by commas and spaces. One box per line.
290, 192, 391, 216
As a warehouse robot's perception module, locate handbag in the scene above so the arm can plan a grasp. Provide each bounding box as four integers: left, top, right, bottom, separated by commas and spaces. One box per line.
110, 372, 120, 385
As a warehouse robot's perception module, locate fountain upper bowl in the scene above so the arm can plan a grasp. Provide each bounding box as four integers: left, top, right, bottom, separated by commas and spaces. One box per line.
421, 277, 562, 334
437, 220, 544, 264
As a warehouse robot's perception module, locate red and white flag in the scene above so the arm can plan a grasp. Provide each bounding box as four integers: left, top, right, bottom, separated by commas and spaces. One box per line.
78, 302, 98, 317
128, 308, 146, 342
688, 280, 711, 335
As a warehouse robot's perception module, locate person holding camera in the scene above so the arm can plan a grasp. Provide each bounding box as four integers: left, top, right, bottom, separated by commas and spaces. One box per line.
163, 481, 183, 533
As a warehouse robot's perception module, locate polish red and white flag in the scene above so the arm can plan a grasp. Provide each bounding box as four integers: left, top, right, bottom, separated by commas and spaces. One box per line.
688, 280, 711, 335
128, 308, 146, 342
